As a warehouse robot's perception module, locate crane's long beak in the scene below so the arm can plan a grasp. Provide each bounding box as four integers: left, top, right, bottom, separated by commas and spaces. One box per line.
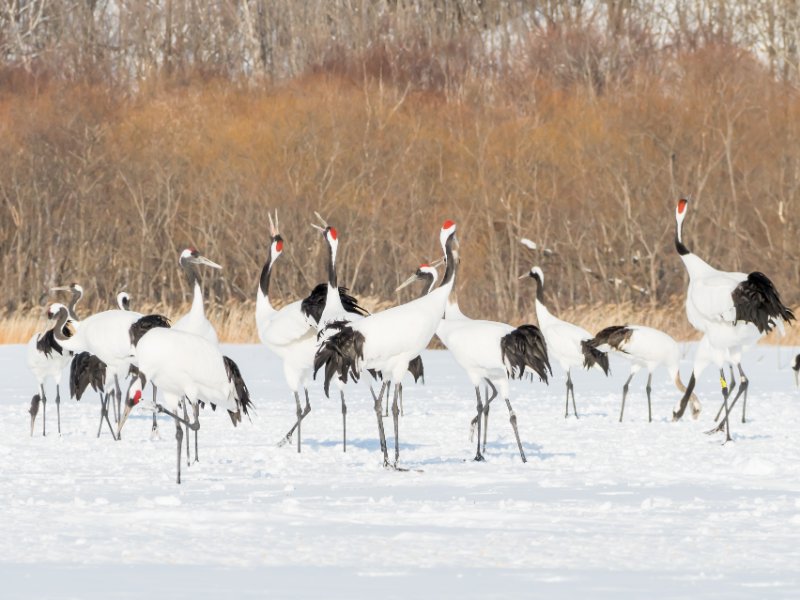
50, 286, 71, 292
311, 224, 326, 233
314, 211, 328, 227
518, 273, 529, 280
193, 255, 222, 269
117, 403, 134, 437
396, 274, 419, 291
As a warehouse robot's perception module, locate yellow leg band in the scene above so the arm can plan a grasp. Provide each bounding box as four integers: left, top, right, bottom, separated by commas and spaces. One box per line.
720, 377, 727, 389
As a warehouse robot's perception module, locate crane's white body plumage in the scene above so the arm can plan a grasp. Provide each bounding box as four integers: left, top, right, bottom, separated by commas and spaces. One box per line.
354, 283, 452, 382
133, 328, 238, 413
437, 302, 514, 394
534, 300, 593, 373
595, 325, 680, 380
257, 295, 317, 392
57, 309, 142, 392
26, 332, 71, 390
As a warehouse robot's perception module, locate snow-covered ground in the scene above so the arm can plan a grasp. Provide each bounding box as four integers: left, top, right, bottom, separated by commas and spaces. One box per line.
1, 342, 799, 599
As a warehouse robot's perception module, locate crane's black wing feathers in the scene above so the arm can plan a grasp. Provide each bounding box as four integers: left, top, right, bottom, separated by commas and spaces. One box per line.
732, 272, 795, 334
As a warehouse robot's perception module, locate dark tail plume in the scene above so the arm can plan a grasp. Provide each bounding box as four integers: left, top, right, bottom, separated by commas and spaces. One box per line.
588, 325, 632, 352
70, 351, 106, 400
408, 355, 425, 384
223, 356, 253, 420
313, 323, 365, 397
581, 340, 610, 375
732, 272, 795, 334
501, 324, 552, 383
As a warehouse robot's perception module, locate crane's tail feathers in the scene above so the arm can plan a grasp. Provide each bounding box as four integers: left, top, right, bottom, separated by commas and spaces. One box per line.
70, 351, 106, 400
129, 314, 171, 347
313, 324, 364, 397
223, 356, 254, 420
587, 325, 632, 353
408, 355, 425, 384
732, 272, 795, 334
501, 324, 552, 383
581, 340, 610, 375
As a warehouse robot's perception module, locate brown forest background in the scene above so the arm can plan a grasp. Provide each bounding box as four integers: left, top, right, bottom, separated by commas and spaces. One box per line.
1, 0, 800, 343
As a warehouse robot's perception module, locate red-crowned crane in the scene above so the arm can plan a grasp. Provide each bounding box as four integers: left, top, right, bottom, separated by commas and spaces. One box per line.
586, 325, 698, 422
435, 257, 550, 462
256, 212, 366, 452
519, 265, 610, 419
672, 198, 794, 441
26, 303, 74, 436
373, 262, 441, 417
119, 315, 252, 484
314, 220, 458, 469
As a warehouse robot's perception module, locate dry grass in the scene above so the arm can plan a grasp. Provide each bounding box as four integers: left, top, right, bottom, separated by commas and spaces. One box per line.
5, 300, 799, 347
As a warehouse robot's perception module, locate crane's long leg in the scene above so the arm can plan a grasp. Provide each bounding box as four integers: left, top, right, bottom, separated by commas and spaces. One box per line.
710, 364, 750, 433
504, 397, 526, 463
102, 393, 118, 440
473, 387, 484, 462
391, 384, 401, 466
566, 371, 578, 419
714, 366, 738, 421
29, 394, 41, 437
40, 384, 47, 437
371, 382, 390, 467
482, 380, 497, 455
738, 364, 749, 423
341, 389, 347, 453
56, 385, 62, 435
96, 393, 106, 438
279, 391, 312, 451
174, 417, 183, 485
706, 369, 733, 442
114, 375, 122, 425
564, 373, 570, 418
151, 384, 160, 440
399, 383, 404, 417
182, 399, 191, 466
645, 373, 653, 423
193, 401, 200, 463
384, 385, 390, 418
470, 381, 497, 450
619, 374, 634, 422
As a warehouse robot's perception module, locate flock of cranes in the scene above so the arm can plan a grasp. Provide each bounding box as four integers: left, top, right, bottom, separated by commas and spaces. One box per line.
24, 199, 796, 483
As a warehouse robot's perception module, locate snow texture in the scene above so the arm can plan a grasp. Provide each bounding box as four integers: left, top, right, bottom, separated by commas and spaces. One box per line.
1, 343, 799, 599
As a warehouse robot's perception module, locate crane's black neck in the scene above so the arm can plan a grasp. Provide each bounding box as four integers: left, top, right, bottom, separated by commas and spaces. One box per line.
532, 274, 545, 303
441, 234, 457, 287
418, 273, 435, 298
68, 288, 83, 320
675, 229, 691, 256
258, 256, 273, 297
675, 225, 690, 256
52, 307, 71, 343
181, 257, 199, 290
